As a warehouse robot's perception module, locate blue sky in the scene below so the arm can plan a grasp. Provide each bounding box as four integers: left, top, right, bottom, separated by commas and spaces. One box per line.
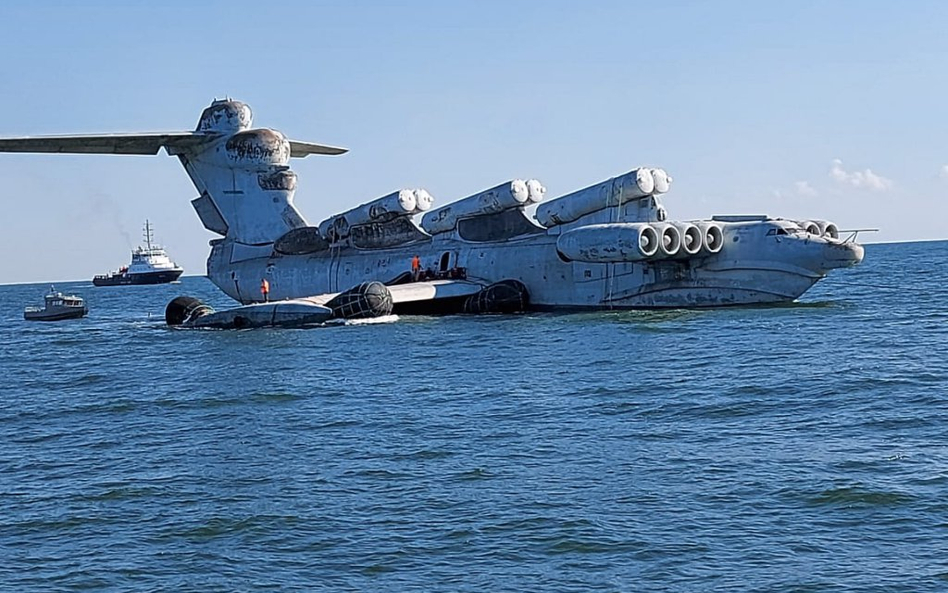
1, 0, 945, 283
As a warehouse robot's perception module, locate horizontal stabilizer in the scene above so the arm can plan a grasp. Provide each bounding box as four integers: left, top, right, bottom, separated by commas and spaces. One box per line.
288, 140, 348, 157
0, 132, 215, 155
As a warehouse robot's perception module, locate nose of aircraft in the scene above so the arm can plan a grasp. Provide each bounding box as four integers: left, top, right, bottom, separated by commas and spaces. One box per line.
822, 240, 864, 269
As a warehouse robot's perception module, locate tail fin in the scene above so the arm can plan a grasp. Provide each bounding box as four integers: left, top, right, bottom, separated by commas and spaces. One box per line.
173, 99, 346, 245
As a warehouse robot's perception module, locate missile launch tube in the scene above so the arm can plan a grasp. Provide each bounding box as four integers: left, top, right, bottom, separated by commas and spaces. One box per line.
526, 179, 546, 204
555, 223, 660, 263
413, 189, 434, 213
318, 189, 418, 240
421, 179, 531, 235
651, 168, 672, 194
535, 168, 655, 228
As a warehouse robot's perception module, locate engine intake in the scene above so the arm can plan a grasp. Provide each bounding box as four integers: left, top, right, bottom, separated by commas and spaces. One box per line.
810, 219, 839, 239
697, 222, 724, 254
674, 222, 702, 256
655, 223, 682, 257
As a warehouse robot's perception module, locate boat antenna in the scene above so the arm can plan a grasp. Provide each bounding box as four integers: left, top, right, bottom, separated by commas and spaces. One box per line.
144, 219, 153, 251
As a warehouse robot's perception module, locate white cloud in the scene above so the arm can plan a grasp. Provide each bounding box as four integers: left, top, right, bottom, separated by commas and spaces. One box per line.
830, 159, 893, 191
940, 164, 948, 178
793, 180, 818, 197
772, 180, 818, 201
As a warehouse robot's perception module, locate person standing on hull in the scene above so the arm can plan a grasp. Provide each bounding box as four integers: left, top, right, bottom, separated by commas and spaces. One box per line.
411, 255, 421, 282
260, 278, 270, 302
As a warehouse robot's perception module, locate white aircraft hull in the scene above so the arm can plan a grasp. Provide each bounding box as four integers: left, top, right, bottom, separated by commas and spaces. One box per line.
209, 220, 862, 310
0, 99, 865, 318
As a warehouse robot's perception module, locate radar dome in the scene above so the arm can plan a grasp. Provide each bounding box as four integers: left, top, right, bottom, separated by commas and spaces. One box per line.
196, 99, 253, 133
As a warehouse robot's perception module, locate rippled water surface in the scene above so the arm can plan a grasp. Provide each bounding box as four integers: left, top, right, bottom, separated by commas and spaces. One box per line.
2, 241, 947, 592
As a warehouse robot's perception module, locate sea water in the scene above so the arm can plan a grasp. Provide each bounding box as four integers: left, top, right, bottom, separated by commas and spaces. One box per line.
1, 241, 947, 592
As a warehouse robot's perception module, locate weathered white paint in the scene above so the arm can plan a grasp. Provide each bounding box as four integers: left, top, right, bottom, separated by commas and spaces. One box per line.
0, 99, 865, 310
535, 168, 656, 227
413, 189, 435, 212
317, 189, 419, 241
421, 180, 533, 235
810, 219, 839, 239
556, 223, 659, 263
651, 168, 671, 194
695, 221, 725, 254
525, 179, 546, 204
672, 222, 703, 256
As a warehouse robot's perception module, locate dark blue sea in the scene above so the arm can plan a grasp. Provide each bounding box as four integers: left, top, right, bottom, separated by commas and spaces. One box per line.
1, 240, 947, 592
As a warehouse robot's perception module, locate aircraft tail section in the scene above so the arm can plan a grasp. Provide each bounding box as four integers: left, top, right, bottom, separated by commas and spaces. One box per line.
0, 98, 347, 247
171, 99, 345, 245
173, 132, 307, 245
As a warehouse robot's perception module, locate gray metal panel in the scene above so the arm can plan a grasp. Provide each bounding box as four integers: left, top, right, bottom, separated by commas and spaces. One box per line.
190, 193, 229, 236
0, 132, 214, 154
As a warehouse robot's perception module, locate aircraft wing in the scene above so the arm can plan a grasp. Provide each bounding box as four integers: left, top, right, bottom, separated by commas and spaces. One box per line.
0, 133, 347, 157
0, 132, 216, 155
288, 140, 348, 157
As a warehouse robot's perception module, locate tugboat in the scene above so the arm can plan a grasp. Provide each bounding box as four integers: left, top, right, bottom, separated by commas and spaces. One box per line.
93, 220, 184, 286
24, 286, 88, 321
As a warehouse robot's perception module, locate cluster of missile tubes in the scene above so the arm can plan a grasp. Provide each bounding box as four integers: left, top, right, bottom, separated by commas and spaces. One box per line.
310, 166, 841, 264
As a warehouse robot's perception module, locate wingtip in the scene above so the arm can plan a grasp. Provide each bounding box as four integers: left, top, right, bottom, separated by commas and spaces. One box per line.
288, 140, 349, 158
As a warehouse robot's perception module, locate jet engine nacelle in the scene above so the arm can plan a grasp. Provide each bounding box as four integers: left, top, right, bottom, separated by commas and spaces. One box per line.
318, 189, 432, 242
421, 179, 542, 235
799, 220, 822, 235
807, 219, 839, 239
696, 221, 725, 254
673, 222, 702, 257
653, 223, 682, 258
535, 167, 657, 227
556, 223, 660, 263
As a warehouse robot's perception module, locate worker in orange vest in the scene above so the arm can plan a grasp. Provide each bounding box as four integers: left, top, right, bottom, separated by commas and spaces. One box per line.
260, 278, 270, 302
411, 255, 421, 281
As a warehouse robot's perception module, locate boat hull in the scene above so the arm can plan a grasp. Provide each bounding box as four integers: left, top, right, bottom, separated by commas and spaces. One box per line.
93, 269, 183, 287
24, 307, 88, 321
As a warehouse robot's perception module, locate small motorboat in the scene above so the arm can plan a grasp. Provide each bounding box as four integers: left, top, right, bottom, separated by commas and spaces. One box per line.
24, 286, 88, 321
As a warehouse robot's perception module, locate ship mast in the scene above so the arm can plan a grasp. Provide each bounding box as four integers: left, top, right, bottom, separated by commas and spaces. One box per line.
143, 219, 154, 251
